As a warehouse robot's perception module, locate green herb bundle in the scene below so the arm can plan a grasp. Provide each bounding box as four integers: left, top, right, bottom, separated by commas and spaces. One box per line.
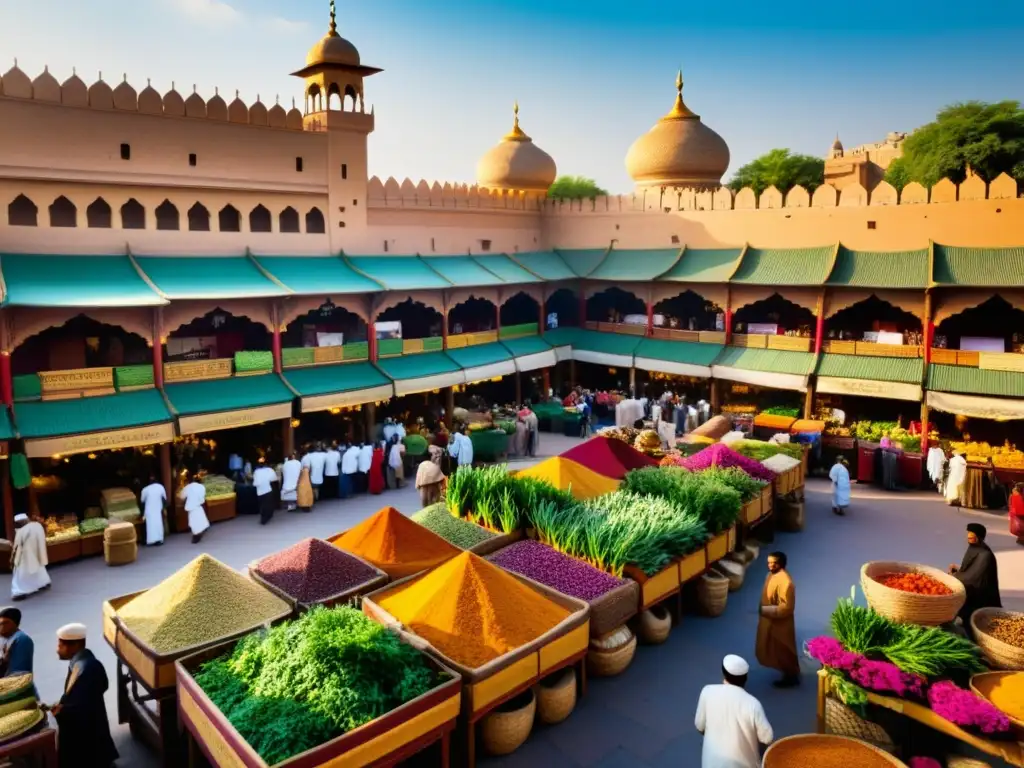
621, 467, 743, 532
729, 439, 804, 462
445, 465, 575, 533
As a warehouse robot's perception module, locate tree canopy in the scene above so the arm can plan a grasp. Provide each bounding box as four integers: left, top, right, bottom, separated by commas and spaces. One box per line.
547, 175, 608, 200
727, 149, 824, 196
885, 100, 1024, 188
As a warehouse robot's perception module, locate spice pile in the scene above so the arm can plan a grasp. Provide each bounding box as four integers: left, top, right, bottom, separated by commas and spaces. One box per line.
972, 672, 1024, 722
760, 453, 802, 474
411, 504, 497, 549
877, 572, 953, 596
986, 614, 1024, 649
489, 540, 625, 602
331, 506, 460, 580
195, 606, 443, 764
376, 552, 571, 668
252, 538, 383, 605
116, 554, 290, 653
679, 443, 777, 482
764, 735, 897, 768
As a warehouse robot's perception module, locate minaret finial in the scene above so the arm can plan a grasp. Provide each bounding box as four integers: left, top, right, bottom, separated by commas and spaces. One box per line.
503, 100, 529, 142
513, 100, 520, 129
676, 68, 683, 95
328, 0, 338, 35
662, 66, 698, 121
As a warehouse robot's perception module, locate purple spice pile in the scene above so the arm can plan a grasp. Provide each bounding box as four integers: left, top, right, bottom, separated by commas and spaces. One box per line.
680, 443, 776, 482
489, 540, 624, 602
254, 538, 381, 604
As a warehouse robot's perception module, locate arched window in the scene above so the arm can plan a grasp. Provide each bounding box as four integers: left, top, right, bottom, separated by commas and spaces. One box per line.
327, 83, 341, 111
7, 195, 37, 227
344, 84, 358, 112
155, 200, 179, 231
187, 202, 210, 232
86, 197, 112, 228
305, 207, 326, 234
48, 196, 77, 227
121, 198, 145, 230
218, 205, 240, 232
249, 204, 272, 233
279, 206, 300, 233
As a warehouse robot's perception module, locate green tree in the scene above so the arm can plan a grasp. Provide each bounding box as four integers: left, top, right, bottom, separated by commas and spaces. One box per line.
883, 157, 911, 191
727, 149, 824, 196
897, 101, 1024, 186
547, 175, 608, 200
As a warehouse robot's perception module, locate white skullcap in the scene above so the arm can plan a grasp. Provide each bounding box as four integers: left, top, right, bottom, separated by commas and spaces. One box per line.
13, 514, 28, 523
723, 654, 749, 676
56, 623, 87, 641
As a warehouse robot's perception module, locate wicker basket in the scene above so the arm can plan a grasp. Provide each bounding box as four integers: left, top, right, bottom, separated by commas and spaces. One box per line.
824, 698, 895, 753
860, 561, 966, 626
104, 540, 137, 567
763, 734, 908, 767
970, 671, 1024, 737
744, 542, 760, 561
713, 560, 745, 592
536, 667, 576, 725
480, 689, 535, 756
104, 521, 137, 545
776, 499, 805, 532
970, 608, 1024, 670
729, 548, 754, 566
587, 632, 637, 677
636, 604, 672, 645
697, 571, 729, 617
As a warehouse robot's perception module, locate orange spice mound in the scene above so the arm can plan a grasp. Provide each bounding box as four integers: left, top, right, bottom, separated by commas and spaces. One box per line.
878, 572, 953, 596
330, 506, 460, 580
377, 552, 571, 668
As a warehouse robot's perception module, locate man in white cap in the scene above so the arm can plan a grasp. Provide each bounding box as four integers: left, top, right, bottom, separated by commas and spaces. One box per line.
44, 623, 118, 767
695, 654, 774, 768
10, 514, 50, 601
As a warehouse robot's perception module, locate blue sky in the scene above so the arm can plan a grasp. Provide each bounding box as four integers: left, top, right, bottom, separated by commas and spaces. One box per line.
2, 0, 1022, 192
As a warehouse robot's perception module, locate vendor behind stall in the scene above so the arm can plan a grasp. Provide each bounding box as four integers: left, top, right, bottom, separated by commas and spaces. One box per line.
949, 523, 1001, 630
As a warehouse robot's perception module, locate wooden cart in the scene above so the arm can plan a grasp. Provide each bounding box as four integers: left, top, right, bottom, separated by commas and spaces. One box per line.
0, 725, 58, 768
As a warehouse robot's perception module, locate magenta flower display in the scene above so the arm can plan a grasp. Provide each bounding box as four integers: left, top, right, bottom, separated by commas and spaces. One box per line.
806, 636, 859, 671
679, 443, 776, 481
908, 758, 942, 768
807, 636, 924, 697
927, 680, 1010, 734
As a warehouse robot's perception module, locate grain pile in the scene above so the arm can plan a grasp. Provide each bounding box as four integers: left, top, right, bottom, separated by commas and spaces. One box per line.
765, 735, 898, 768
987, 615, 1024, 649
411, 504, 496, 549
0, 709, 43, 742
376, 551, 571, 668
116, 554, 290, 654
252, 538, 382, 604
331, 506, 460, 579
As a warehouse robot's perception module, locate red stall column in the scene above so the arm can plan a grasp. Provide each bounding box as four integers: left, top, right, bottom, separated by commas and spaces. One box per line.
152, 307, 164, 390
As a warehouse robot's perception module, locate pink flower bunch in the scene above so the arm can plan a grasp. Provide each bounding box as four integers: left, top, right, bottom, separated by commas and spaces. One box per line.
927, 680, 1010, 734
807, 636, 925, 698
908, 758, 942, 768
806, 636, 859, 671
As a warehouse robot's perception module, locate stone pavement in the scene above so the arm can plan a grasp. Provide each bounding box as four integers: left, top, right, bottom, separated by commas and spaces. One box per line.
3, 440, 1022, 767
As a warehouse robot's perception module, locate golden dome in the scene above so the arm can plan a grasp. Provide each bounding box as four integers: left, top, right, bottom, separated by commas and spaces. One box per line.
476, 102, 557, 193
305, 0, 360, 67
625, 71, 730, 189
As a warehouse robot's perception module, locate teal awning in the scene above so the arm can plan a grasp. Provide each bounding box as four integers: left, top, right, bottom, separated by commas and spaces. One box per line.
633, 338, 722, 378
134, 256, 287, 299
502, 335, 555, 372
0, 254, 167, 307
711, 347, 817, 392
569, 329, 643, 367
375, 351, 465, 396
251, 256, 383, 295
421, 256, 503, 287
446, 342, 515, 381
543, 327, 581, 352
345, 256, 451, 290
282, 362, 394, 412
556, 248, 609, 277
472, 255, 540, 283
165, 373, 294, 434
658, 248, 744, 282
589, 248, 682, 281
511, 252, 575, 281
0, 408, 12, 441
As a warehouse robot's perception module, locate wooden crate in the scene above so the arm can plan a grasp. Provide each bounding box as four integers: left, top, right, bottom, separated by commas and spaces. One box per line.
930, 348, 958, 365
823, 340, 857, 355
732, 333, 768, 348
699, 331, 727, 345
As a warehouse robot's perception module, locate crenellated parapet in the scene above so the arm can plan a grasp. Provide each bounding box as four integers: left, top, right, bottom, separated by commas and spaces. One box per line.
366, 176, 546, 211
0, 62, 305, 130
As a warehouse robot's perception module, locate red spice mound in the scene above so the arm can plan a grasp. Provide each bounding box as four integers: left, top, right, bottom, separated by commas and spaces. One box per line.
253, 538, 381, 604
878, 571, 953, 596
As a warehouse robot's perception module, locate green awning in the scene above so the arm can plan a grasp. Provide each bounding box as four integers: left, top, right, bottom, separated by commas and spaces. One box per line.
0, 254, 167, 307
446, 341, 515, 382
502, 335, 556, 372
932, 244, 1024, 287
254, 256, 383, 294
926, 364, 1024, 398
556, 248, 609, 277
472, 255, 540, 283
15, 389, 174, 457
827, 247, 929, 289
815, 354, 923, 401
730, 246, 836, 285
712, 347, 817, 392
134, 256, 287, 299
421, 256, 504, 287
633, 338, 722, 378
658, 248, 743, 282
511, 251, 575, 281
570, 329, 642, 367
165, 373, 294, 434
282, 362, 393, 412
375, 351, 465, 396
344, 256, 451, 290
588, 248, 682, 281
543, 327, 580, 359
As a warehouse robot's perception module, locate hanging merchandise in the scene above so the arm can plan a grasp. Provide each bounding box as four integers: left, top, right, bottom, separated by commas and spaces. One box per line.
9, 453, 30, 491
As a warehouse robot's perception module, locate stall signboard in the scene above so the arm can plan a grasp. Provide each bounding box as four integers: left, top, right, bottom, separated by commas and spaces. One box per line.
164, 358, 233, 383
25, 422, 175, 458
978, 351, 1024, 373
375, 321, 402, 340
39, 367, 115, 399
177, 402, 292, 435
816, 377, 923, 402
317, 332, 344, 347
747, 323, 778, 335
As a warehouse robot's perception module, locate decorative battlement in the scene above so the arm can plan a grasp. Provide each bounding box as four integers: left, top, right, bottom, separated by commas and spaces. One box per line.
366, 176, 545, 211
0, 62, 305, 130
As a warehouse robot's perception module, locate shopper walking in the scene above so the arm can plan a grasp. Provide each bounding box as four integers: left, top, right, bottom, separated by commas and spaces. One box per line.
341, 443, 359, 498
695, 654, 774, 768
756, 551, 800, 688
387, 435, 406, 489
10, 514, 50, 601
323, 441, 342, 499
253, 461, 278, 525
280, 452, 302, 512
829, 456, 851, 516
139, 474, 166, 545
179, 472, 210, 544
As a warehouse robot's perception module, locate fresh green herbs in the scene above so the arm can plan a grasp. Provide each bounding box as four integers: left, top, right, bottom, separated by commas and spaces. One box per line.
622, 466, 746, 532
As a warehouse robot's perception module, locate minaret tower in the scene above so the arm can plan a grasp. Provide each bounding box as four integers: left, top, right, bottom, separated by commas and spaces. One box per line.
291, 0, 382, 250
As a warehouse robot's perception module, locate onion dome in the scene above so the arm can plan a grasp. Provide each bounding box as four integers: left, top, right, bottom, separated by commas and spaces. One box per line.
625, 70, 730, 189
831, 134, 844, 152
476, 102, 557, 194
306, 0, 360, 67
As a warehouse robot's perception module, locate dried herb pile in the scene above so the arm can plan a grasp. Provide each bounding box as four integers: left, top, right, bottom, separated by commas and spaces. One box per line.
411, 503, 497, 549
489, 540, 625, 602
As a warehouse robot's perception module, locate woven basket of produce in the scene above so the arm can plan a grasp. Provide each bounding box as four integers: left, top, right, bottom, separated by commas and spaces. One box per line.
697, 571, 729, 617
104, 521, 137, 545
729, 548, 754, 566
536, 667, 576, 725
970, 671, 1024, 737
104, 540, 137, 567
824, 698, 895, 752
480, 688, 535, 756
860, 562, 966, 626
713, 560, 745, 592
0, 674, 33, 705
0, 696, 36, 718
776, 498, 805, 532
636, 604, 672, 645
763, 734, 908, 768
587, 626, 637, 677
970, 608, 1024, 670
0, 708, 44, 744
634, 429, 663, 455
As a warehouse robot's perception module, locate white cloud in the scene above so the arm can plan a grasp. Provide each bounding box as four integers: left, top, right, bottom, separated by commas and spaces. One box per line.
173, 0, 241, 26
261, 16, 309, 34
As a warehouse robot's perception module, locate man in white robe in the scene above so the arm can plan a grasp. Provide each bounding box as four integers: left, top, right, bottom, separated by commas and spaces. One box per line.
945, 451, 968, 505
340, 443, 359, 498
179, 474, 210, 544
280, 452, 302, 511
139, 475, 166, 546
11, 515, 51, 600
829, 457, 851, 516
308, 443, 327, 501
695, 654, 774, 768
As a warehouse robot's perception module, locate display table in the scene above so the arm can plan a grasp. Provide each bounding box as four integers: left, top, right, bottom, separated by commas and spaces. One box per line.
0, 725, 58, 767
45, 537, 82, 564
896, 452, 924, 489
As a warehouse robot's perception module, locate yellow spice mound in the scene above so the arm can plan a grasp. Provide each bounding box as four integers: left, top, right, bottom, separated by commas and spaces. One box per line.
377, 551, 571, 668
974, 672, 1024, 721
116, 554, 290, 654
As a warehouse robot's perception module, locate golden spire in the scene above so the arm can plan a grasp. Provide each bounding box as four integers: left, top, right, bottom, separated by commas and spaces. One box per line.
662, 68, 698, 121
328, 0, 338, 36
503, 100, 531, 142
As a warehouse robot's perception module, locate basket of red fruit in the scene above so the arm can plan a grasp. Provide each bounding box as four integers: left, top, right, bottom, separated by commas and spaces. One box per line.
860, 561, 965, 626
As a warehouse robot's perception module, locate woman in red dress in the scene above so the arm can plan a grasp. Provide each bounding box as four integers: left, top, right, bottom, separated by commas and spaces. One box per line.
368, 442, 386, 495
1010, 483, 1024, 546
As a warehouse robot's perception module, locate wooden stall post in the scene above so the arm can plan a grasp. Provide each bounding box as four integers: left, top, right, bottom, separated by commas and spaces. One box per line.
803, 385, 814, 419
368, 321, 378, 362
271, 303, 283, 374
444, 387, 454, 429
494, 303, 501, 337
364, 403, 376, 441
920, 401, 930, 448
541, 368, 551, 398
442, 300, 449, 349
724, 286, 733, 345
629, 366, 636, 395
282, 418, 295, 457
569, 359, 577, 389
159, 443, 173, 504
540, 291, 547, 333
152, 307, 164, 390
813, 289, 826, 355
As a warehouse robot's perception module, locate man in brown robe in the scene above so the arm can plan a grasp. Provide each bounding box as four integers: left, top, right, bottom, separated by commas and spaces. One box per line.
756, 551, 800, 688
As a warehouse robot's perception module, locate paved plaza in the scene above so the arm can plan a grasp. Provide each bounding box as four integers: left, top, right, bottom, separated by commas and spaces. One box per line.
3, 436, 1022, 767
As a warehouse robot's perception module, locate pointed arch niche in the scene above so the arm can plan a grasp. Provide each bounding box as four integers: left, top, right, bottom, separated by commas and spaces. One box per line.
585, 285, 646, 326
651, 287, 725, 336
162, 305, 272, 364
374, 297, 444, 341
499, 289, 541, 328
545, 287, 579, 328
10, 310, 154, 375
